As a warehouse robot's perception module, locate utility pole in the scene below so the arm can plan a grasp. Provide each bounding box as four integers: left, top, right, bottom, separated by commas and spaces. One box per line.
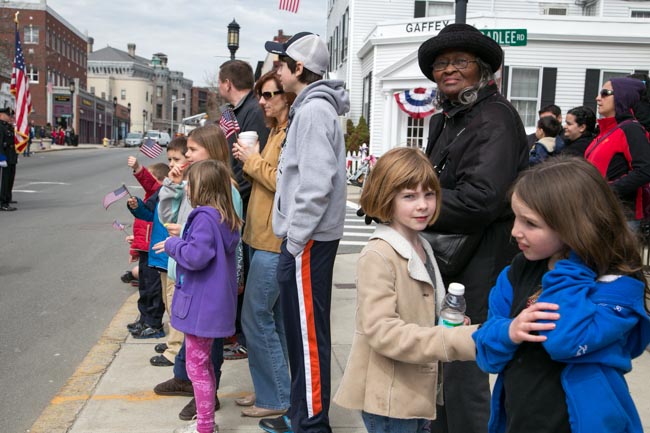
455, 0, 468, 24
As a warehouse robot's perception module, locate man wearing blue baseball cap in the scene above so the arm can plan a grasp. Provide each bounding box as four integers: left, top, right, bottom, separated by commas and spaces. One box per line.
259, 32, 349, 433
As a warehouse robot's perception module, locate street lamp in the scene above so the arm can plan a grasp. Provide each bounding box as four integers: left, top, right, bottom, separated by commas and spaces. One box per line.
127, 102, 131, 134
113, 96, 117, 145
227, 19, 240, 60
69, 80, 75, 131
171, 97, 185, 137
142, 109, 147, 132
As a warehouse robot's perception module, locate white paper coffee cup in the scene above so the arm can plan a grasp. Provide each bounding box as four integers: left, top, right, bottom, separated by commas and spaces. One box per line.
239, 131, 258, 148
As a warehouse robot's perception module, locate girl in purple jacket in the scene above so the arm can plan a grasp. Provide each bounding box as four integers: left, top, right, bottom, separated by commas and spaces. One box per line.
155, 160, 241, 433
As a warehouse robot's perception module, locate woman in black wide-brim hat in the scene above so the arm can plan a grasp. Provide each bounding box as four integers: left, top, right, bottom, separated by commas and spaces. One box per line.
418, 24, 529, 433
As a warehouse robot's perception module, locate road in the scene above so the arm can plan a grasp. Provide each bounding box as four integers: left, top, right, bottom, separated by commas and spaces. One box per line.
0, 147, 165, 433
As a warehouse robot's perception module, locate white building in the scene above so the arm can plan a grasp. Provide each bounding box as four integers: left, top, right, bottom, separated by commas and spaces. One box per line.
327, 0, 650, 155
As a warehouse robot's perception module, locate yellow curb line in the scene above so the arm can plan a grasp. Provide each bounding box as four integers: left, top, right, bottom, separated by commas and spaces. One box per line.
28, 293, 139, 433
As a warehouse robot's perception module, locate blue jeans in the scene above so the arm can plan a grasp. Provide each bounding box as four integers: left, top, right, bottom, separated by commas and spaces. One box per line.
241, 248, 290, 410
362, 411, 427, 433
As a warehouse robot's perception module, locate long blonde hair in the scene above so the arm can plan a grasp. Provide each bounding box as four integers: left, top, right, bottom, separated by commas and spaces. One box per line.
186, 160, 242, 232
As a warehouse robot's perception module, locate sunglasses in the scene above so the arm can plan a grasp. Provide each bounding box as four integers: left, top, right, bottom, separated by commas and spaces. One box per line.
259, 89, 285, 99
599, 89, 614, 98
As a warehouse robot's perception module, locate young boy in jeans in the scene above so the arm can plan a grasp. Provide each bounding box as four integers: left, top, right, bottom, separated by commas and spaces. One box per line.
260, 32, 349, 433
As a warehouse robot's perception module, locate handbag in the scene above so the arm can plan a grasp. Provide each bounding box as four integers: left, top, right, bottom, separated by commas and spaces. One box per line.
420, 230, 483, 276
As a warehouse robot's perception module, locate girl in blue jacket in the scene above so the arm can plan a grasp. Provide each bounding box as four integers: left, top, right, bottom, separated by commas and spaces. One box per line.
473, 156, 650, 433
154, 160, 242, 433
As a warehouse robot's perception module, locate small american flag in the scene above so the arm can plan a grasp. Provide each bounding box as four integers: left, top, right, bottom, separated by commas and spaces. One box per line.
112, 219, 126, 231
140, 137, 162, 159
10, 20, 32, 154
103, 185, 130, 210
219, 108, 240, 139
279, 0, 300, 13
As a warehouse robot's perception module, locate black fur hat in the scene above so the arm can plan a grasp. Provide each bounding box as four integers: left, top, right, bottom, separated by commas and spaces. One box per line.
418, 24, 503, 82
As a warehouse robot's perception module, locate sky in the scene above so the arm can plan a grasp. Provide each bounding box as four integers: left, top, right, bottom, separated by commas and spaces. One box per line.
46, 0, 327, 87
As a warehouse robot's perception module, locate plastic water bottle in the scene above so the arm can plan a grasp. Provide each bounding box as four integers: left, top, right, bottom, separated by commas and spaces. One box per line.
438, 283, 466, 328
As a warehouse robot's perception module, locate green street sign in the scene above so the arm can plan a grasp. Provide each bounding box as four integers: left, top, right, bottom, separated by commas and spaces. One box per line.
480, 29, 527, 46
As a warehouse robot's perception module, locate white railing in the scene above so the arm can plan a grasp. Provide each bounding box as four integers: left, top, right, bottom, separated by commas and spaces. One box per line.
346, 150, 363, 176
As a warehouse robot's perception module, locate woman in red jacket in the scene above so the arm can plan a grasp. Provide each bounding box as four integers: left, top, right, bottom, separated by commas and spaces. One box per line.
585, 77, 650, 227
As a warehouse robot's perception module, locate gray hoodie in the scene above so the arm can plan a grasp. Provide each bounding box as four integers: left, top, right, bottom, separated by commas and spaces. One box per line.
273, 79, 350, 256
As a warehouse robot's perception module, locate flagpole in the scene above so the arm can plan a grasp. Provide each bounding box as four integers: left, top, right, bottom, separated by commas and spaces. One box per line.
123, 184, 134, 198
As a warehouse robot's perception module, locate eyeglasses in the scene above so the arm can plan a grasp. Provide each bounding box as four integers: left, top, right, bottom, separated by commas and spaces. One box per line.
259, 89, 285, 99
432, 58, 478, 71
599, 89, 614, 98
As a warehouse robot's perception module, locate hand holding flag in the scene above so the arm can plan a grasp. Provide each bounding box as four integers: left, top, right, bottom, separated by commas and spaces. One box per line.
103, 185, 131, 210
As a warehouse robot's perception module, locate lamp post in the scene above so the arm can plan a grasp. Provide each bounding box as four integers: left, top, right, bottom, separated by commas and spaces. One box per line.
171, 97, 185, 138
127, 102, 131, 134
455, 0, 468, 24
227, 19, 240, 60
142, 109, 147, 132
113, 96, 117, 145
69, 80, 75, 131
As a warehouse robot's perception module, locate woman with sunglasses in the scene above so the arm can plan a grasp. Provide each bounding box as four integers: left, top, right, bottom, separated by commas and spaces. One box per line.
585, 78, 650, 227
231, 70, 296, 418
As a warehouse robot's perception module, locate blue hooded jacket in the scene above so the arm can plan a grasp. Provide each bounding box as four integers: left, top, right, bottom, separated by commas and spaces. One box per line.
473, 252, 650, 433
130, 197, 169, 271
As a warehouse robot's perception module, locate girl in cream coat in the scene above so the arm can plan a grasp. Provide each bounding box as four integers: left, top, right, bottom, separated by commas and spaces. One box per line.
333, 148, 478, 432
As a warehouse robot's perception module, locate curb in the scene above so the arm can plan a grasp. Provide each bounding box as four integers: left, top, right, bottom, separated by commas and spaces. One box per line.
28, 293, 138, 433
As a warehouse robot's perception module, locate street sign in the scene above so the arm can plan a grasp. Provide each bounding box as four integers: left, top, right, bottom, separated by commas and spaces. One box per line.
480, 29, 527, 46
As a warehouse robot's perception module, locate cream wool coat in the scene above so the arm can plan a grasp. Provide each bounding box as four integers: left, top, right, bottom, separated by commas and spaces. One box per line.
333, 224, 478, 420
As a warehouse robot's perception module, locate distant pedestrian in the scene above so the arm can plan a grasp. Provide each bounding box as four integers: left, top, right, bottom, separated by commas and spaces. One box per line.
529, 115, 563, 165
0, 107, 17, 212
154, 160, 242, 433
334, 147, 478, 433
561, 106, 597, 157
473, 156, 650, 433
23, 120, 34, 156
259, 31, 349, 433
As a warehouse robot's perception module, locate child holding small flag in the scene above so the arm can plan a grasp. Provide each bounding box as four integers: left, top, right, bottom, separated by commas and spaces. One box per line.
125, 156, 167, 339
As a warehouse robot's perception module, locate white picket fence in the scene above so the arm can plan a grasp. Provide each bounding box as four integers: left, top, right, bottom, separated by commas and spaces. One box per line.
346, 150, 364, 177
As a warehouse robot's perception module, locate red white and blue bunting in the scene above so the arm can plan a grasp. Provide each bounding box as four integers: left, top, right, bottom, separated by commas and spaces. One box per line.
393, 87, 437, 119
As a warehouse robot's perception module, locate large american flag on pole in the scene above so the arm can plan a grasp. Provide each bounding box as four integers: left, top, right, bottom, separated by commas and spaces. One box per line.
10, 18, 32, 154
279, 0, 300, 13
219, 108, 240, 139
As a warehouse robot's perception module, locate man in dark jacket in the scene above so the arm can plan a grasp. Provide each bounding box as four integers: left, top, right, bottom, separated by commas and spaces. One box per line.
218, 60, 270, 211
0, 107, 17, 211
418, 24, 529, 433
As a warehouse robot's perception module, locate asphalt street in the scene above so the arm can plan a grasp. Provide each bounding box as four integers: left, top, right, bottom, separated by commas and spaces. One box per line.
0, 147, 167, 433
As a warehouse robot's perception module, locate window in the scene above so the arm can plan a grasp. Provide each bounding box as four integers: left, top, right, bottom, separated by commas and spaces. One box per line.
146, 91, 149, 102
333, 27, 339, 66
182, 109, 186, 119
121, 89, 126, 100
173, 106, 177, 121
27, 65, 38, 83
156, 86, 163, 98
362, 74, 372, 124
24, 26, 39, 44
509, 68, 541, 128
632, 10, 650, 18
341, 9, 349, 62
426, 0, 453, 16
172, 89, 178, 99
156, 104, 163, 118
602, 70, 630, 86
90, 86, 95, 95
406, 117, 425, 149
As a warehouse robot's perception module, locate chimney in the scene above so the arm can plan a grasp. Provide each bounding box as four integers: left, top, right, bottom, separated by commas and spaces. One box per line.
128, 43, 136, 57
87, 37, 94, 54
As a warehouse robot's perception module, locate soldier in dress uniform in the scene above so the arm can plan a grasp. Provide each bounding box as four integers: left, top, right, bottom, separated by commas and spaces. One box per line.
0, 107, 18, 211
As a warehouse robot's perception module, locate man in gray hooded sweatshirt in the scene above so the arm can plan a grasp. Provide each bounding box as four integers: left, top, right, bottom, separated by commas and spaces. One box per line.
260, 32, 350, 433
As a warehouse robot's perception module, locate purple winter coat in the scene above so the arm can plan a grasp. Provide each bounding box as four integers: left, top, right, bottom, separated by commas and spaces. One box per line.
165, 206, 240, 338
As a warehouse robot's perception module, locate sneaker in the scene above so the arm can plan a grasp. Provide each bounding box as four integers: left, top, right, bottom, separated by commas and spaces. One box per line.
127, 319, 144, 333
259, 415, 293, 433
150, 354, 174, 367
179, 395, 221, 421
223, 342, 248, 360
155, 343, 168, 354
154, 377, 193, 397
132, 325, 165, 339
173, 421, 218, 433
120, 270, 136, 283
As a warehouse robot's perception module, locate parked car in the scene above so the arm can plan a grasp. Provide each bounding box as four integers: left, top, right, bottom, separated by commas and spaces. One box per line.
125, 132, 144, 147
144, 130, 171, 147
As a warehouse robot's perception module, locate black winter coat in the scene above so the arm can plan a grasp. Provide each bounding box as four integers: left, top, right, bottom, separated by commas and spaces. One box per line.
561, 132, 595, 157
0, 120, 17, 165
424, 83, 528, 322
